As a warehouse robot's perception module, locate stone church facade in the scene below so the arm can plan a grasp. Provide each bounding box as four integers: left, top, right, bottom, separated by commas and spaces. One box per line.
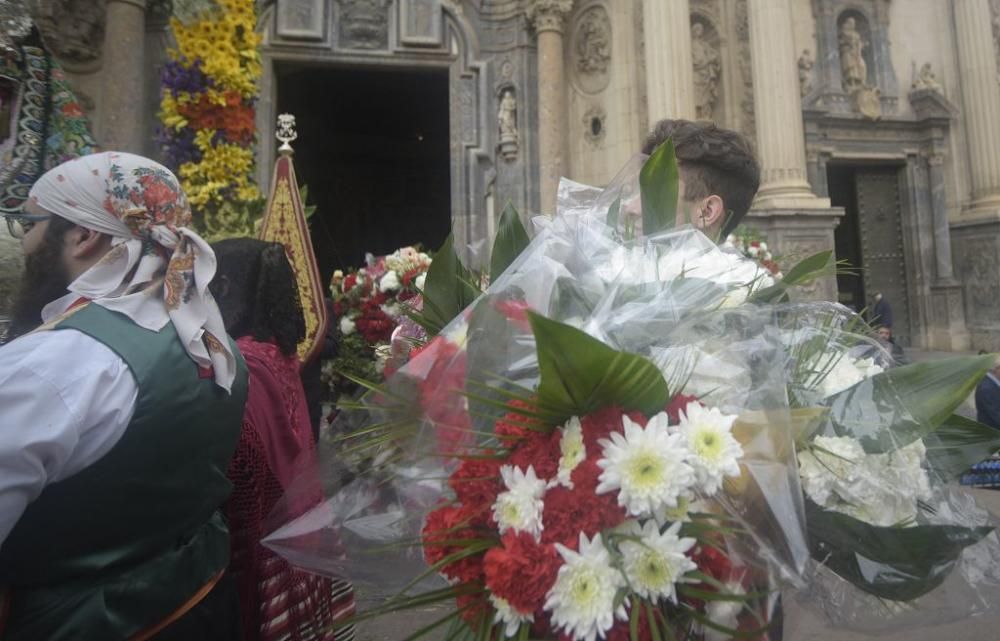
11, 0, 1000, 351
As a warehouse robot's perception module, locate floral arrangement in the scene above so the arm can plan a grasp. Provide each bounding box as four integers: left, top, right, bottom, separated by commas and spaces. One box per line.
264, 143, 1000, 639
324, 246, 432, 395
157, 0, 263, 239
420, 318, 771, 640
723, 227, 782, 279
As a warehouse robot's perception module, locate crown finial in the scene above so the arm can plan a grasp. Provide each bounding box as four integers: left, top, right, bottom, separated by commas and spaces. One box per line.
276, 113, 297, 155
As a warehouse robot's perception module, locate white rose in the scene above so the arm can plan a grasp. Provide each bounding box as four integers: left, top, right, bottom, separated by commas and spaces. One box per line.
747, 245, 760, 258
379, 271, 401, 292
339, 316, 356, 336
816, 355, 884, 398
415, 273, 427, 291
380, 303, 401, 318
759, 242, 768, 252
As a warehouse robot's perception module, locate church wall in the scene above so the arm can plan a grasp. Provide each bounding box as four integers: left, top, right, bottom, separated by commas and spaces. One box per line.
565, 0, 643, 186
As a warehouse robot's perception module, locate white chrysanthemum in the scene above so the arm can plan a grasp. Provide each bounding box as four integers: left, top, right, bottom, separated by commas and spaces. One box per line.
556, 417, 586, 488
597, 413, 696, 517
544, 533, 628, 641
373, 344, 392, 374
702, 580, 746, 641
415, 273, 427, 291
339, 316, 356, 336
814, 354, 884, 398
798, 435, 866, 506
489, 594, 533, 638
675, 403, 743, 496
492, 465, 546, 539
380, 303, 401, 318
799, 435, 932, 527
379, 270, 401, 292
618, 520, 697, 603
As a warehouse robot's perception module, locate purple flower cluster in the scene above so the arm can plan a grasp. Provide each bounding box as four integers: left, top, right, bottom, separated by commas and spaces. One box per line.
161, 58, 212, 97
156, 125, 201, 169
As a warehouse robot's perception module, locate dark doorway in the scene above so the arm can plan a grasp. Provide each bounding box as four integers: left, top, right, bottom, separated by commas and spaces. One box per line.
277, 64, 451, 281
827, 164, 911, 345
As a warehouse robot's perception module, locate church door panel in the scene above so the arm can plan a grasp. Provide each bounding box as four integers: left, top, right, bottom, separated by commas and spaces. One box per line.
855, 167, 911, 346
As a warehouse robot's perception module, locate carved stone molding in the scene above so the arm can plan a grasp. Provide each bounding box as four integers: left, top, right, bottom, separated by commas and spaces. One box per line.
526, 0, 573, 34
734, 0, 755, 142
571, 4, 610, 94
336, 0, 391, 49
34, 0, 107, 69
582, 104, 606, 147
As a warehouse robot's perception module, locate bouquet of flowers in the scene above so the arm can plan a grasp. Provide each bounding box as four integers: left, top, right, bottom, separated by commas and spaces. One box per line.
324, 246, 432, 396
266, 143, 1000, 639
722, 227, 781, 279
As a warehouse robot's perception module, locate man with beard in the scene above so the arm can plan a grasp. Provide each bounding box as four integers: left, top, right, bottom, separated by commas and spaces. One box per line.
0, 152, 248, 640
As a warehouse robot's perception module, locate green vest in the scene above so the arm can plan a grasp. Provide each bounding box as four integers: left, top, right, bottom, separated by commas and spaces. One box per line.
0, 304, 248, 640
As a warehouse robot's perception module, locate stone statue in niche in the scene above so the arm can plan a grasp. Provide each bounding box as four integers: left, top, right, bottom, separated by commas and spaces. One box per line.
838, 16, 868, 93
498, 90, 519, 161
798, 49, 814, 96
575, 7, 611, 75
911, 62, 942, 94
691, 21, 721, 121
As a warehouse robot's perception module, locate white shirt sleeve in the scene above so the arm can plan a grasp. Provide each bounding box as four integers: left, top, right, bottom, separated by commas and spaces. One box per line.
0, 329, 138, 545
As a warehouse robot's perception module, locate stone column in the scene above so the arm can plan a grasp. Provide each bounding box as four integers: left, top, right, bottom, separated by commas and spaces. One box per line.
642, 0, 695, 123
747, 0, 829, 210
528, 0, 573, 214
98, 0, 147, 153
953, 0, 1000, 211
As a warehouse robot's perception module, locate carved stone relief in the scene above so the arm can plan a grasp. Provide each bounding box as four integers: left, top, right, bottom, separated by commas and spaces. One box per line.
34, 0, 106, 67
798, 49, 814, 96
336, 0, 392, 49
690, 19, 720, 121
277, 0, 325, 39
734, 0, 755, 142
959, 237, 1000, 320
582, 104, 606, 147
571, 4, 611, 94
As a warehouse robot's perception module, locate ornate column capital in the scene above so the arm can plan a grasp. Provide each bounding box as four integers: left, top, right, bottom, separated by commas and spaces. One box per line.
526, 0, 573, 35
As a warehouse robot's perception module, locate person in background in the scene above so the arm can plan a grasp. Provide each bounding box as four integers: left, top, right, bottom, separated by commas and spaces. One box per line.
876, 325, 907, 366
0, 152, 247, 639
210, 238, 355, 641
870, 292, 894, 335
975, 356, 1000, 430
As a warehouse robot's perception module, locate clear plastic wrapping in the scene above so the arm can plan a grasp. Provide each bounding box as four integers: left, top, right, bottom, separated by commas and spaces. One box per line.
265, 155, 1000, 639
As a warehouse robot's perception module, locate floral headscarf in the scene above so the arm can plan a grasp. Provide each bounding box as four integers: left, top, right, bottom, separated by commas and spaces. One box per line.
28, 151, 237, 391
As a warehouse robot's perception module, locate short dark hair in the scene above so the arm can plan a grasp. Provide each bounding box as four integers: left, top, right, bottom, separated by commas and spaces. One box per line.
210, 238, 305, 357
642, 119, 760, 237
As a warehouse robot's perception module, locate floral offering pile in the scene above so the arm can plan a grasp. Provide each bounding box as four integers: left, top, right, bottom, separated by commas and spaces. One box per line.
157, 0, 262, 235
325, 246, 431, 393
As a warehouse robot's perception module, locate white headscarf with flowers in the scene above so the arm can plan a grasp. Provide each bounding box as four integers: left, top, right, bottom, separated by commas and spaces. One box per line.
28, 151, 237, 392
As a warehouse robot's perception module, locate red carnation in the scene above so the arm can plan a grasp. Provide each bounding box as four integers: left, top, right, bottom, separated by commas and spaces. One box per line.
483, 531, 561, 614
414, 338, 473, 455
495, 398, 545, 442
542, 479, 626, 549
449, 455, 503, 521
422, 504, 486, 584
580, 406, 647, 453
456, 592, 490, 628
665, 394, 701, 425
507, 430, 561, 481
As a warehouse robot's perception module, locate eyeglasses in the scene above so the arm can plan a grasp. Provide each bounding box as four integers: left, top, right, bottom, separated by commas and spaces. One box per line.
3, 213, 50, 239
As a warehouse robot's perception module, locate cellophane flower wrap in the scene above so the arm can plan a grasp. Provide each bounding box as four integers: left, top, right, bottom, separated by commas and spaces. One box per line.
265, 147, 1000, 639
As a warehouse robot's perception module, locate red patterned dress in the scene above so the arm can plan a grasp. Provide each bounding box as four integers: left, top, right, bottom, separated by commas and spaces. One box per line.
225, 337, 355, 641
